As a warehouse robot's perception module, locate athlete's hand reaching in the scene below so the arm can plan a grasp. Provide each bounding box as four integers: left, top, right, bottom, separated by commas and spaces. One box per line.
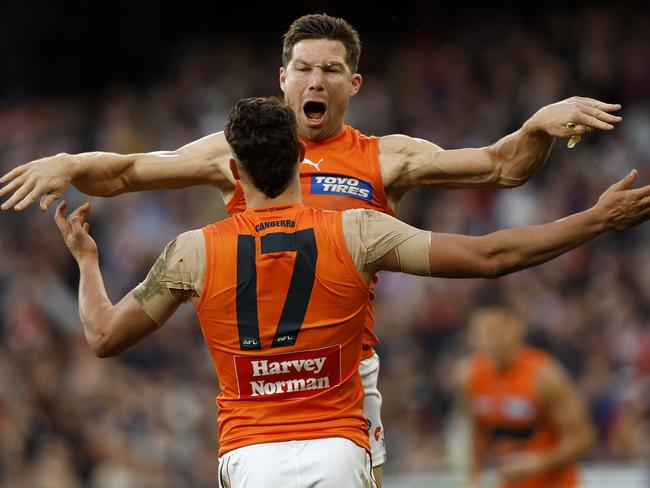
594, 169, 650, 231
1, 153, 74, 211
54, 201, 98, 262
523, 96, 622, 148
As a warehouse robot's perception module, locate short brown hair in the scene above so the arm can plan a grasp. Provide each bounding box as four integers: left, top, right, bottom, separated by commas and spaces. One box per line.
282, 14, 362, 73
224, 97, 300, 199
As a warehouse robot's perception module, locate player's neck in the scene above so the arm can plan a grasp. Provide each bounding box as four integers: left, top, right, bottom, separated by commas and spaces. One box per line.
491, 349, 519, 372
242, 177, 302, 209
299, 122, 346, 144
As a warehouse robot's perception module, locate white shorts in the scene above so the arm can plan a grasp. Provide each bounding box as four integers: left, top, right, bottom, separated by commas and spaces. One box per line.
359, 353, 386, 466
217, 437, 375, 488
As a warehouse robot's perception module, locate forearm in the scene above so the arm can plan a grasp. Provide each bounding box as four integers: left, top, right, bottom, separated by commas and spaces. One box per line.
76, 254, 115, 355
486, 123, 554, 188
70, 149, 225, 196
487, 207, 606, 277
536, 428, 595, 472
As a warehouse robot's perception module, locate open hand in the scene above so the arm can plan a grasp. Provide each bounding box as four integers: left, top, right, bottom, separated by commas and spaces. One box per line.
1, 153, 73, 211
54, 201, 98, 261
595, 169, 650, 231
526, 96, 622, 144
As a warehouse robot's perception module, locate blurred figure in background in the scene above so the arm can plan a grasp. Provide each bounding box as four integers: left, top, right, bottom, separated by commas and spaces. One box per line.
456, 306, 595, 488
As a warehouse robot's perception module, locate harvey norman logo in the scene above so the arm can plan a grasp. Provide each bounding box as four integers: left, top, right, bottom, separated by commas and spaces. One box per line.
234, 345, 341, 400
310, 174, 374, 202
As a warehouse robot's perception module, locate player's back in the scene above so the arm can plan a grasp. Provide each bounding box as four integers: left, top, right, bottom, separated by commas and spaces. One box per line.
197, 202, 370, 455
468, 348, 579, 488
225, 125, 392, 361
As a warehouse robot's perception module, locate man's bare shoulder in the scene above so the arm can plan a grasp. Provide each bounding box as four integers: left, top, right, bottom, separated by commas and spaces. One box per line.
378, 133, 442, 156
377, 134, 443, 190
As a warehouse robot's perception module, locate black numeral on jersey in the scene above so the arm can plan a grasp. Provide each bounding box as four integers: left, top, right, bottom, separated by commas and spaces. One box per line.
236, 229, 318, 350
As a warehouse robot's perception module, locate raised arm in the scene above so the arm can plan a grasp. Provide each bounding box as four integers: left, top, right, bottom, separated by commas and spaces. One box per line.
379, 97, 622, 206
53, 201, 189, 357
2, 131, 234, 211
498, 359, 595, 484
353, 170, 650, 280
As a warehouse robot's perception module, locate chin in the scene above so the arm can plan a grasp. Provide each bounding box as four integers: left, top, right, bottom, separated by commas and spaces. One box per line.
299, 123, 325, 141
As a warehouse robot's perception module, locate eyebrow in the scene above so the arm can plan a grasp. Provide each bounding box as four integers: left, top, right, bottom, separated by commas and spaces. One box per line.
293, 59, 346, 69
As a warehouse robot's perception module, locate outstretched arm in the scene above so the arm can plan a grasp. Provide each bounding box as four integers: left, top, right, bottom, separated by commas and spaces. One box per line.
353, 170, 650, 280
425, 170, 647, 278
2, 131, 234, 211
54, 202, 184, 357
380, 97, 622, 206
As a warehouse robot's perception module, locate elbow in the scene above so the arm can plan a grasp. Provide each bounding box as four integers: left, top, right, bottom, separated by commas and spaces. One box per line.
480, 253, 508, 280
581, 424, 597, 453
93, 345, 118, 358
82, 322, 121, 358
90, 338, 120, 358
485, 146, 534, 189
497, 175, 528, 189
484, 266, 505, 280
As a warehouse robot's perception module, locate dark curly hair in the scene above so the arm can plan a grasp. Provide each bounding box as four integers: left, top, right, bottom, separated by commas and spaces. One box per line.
224, 97, 300, 198
283, 14, 361, 73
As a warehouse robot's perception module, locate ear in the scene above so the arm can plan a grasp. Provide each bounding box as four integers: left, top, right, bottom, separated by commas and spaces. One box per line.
279, 66, 287, 93
350, 73, 362, 97
229, 159, 240, 181
298, 140, 307, 162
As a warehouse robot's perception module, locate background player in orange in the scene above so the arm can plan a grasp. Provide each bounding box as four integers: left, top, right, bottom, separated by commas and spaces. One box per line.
53, 96, 650, 487
456, 306, 595, 488
12, 14, 623, 484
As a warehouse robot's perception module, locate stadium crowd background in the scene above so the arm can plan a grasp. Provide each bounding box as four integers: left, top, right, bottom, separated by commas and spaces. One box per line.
0, 3, 649, 486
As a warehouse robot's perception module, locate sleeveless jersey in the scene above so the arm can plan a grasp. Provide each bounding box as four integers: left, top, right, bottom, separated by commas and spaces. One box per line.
226, 125, 392, 360
467, 348, 579, 488
197, 203, 370, 455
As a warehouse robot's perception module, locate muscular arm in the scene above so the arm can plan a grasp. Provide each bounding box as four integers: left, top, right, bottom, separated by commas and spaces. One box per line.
76, 254, 173, 358
54, 203, 203, 357
380, 129, 551, 195
534, 359, 595, 472
355, 170, 650, 279
380, 97, 622, 207
1, 131, 234, 211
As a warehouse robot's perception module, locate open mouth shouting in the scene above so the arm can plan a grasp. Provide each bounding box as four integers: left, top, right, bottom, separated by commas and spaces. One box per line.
302, 100, 327, 127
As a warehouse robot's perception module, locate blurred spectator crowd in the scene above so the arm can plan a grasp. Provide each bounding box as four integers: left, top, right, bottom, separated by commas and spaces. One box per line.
0, 5, 649, 487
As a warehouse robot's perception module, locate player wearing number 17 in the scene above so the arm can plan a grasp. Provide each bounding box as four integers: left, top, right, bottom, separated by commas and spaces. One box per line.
54, 97, 650, 488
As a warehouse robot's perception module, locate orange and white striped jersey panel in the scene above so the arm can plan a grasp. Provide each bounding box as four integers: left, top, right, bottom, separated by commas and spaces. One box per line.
468, 348, 579, 488
226, 125, 393, 360
197, 203, 370, 455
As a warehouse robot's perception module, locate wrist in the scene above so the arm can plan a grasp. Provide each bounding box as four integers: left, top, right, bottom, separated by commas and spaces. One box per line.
76, 250, 99, 267
522, 116, 544, 135
586, 204, 615, 233
55, 152, 85, 179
